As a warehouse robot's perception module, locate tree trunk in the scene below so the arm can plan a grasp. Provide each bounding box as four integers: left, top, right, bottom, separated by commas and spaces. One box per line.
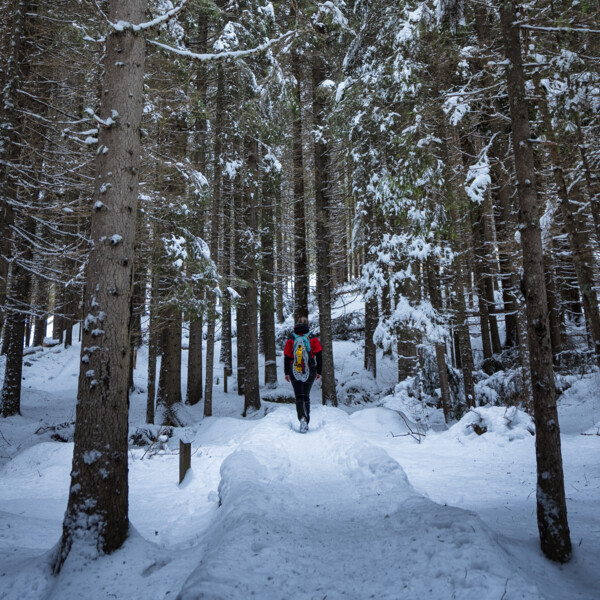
157, 308, 183, 423
426, 256, 452, 422
234, 172, 246, 396
291, 48, 309, 321
363, 196, 378, 377
128, 262, 143, 392
447, 195, 476, 408
312, 51, 337, 407
397, 264, 419, 381
147, 225, 162, 423
242, 138, 261, 415
220, 175, 233, 376
187, 315, 203, 404
56, 0, 146, 571
364, 296, 378, 378
454, 256, 476, 408
0, 1, 32, 348
147, 321, 158, 425
186, 24, 209, 409
443, 123, 476, 407
472, 207, 493, 363
544, 254, 564, 360
0, 218, 33, 417
203, 60, 223, 418
500, 0, 571, 563
261, 157, 279, 388
32, 275, 49, 347
481, 197, 502, 355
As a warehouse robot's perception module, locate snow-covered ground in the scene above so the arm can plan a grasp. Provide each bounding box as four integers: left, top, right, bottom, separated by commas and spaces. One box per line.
1, 332, 599, 599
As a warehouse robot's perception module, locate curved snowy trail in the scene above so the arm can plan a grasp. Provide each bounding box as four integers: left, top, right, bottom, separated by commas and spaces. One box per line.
177, 406, 540, 600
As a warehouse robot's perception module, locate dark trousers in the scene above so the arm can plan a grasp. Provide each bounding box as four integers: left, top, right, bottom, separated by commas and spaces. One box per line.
290, 370, 315, 423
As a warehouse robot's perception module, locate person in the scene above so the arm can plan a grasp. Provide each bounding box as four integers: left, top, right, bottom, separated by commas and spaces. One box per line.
284, 317, 322, 432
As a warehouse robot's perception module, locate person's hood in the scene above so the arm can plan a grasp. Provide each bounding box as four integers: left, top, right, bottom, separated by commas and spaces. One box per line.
293, 322, 310, 335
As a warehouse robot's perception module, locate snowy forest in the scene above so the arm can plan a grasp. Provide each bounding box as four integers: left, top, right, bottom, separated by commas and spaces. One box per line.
1, 0, 599, 598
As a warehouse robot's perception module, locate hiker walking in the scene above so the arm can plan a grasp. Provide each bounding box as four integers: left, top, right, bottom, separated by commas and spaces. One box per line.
284, 317, 322, 433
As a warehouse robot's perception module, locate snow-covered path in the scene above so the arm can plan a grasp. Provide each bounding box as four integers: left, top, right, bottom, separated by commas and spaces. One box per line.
1, 342, 599, 600
177, 406, 540, 600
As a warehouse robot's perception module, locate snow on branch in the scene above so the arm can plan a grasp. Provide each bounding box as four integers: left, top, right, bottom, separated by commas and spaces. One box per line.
148, 30, 295, 63
464, 136, 496, 204
518, 23, 600, 35
109, 0, 189, 32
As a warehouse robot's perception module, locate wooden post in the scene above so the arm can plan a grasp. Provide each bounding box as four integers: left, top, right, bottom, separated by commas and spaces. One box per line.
179, 440, 191, 484
223, 366, 228, 393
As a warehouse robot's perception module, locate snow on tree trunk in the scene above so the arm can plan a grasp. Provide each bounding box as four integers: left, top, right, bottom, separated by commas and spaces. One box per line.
56, 0, 146, 570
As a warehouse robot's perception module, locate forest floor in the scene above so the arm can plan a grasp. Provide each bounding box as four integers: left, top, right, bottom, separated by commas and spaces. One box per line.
0, 330, 599, 599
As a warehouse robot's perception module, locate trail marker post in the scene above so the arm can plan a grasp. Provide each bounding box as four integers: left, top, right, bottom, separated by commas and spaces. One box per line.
179, 440, 191, 484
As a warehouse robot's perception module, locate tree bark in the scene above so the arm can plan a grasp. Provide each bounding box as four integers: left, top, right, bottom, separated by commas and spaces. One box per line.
312, 51, 337, 407
260, 157, 279, 388
56, 0, 146, 570
186, 22, 209, 409
146, 224, 162, 423
0, 1, 32, 347
203, 60, 223, 417
220, 175, 233, 376
426, 256, 452, 422
32, 273, 49, 347
0, 218, 33, 417
446, 182, 476, 407
544, 253, 564, 360
500, 0, 571, 563
233, 173, 246, 396
291, 48, 309, 321
364, 296, 378, 378
362, 194, 378, 377
242, 138, 261, 415
157, 308, 183, 422
397, 264, 419, 381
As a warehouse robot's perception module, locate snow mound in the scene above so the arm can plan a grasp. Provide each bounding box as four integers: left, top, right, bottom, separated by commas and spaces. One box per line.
379, 378, 448, 430
448, 406, 535, 441
349, 406, 423, 440
44, 527, 196, 600
177, 405, 542, 600
0, 442, 71, 505
555, 373, 600, 434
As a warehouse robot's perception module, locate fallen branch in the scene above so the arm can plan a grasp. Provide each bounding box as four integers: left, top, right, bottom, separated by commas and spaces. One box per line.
35, 421, 75, 435
390, 412, 426, 443
140, 426, 172, 460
